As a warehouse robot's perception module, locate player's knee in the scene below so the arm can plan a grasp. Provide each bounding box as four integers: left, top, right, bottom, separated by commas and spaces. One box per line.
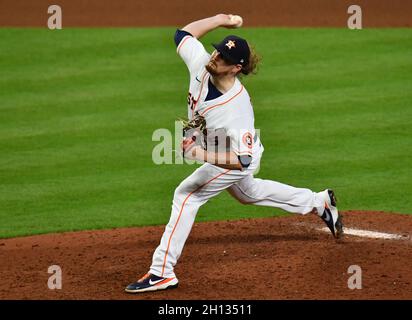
174, 180, 196, 199
234, 195, 251, 205
173, 185, 185, 200
242, 183, 260, 199
228, 189, 253, 205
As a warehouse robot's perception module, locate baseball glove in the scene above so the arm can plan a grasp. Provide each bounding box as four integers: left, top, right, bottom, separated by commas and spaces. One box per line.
180, 114, 207, 155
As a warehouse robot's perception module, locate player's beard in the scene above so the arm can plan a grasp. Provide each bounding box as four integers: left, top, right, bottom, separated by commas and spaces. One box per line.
205, 60, 218, 76
206, 61, 231, 77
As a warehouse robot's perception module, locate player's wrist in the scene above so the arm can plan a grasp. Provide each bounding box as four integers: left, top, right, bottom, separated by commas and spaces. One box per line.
214, 14, 231, 27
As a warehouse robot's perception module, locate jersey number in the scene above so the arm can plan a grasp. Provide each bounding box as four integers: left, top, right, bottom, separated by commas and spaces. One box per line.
187, 92, 197, 111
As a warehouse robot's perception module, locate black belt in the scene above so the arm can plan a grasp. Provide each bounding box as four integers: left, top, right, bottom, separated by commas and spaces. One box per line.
208, 133, 258, 147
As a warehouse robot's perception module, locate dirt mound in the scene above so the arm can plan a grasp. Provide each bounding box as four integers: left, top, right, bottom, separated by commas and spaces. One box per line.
0, 0, 411, 27
0, 211, 411, 300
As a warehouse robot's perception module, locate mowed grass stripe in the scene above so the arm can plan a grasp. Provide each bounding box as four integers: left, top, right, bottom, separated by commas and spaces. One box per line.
0, 28, 411, 238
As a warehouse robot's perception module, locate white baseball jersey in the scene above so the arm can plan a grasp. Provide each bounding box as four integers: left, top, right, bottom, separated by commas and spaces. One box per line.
148, 32, 327, 279
177, 34, 263, 161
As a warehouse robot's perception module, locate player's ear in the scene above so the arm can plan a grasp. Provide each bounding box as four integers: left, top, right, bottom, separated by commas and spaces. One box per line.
233, 64, 242, 74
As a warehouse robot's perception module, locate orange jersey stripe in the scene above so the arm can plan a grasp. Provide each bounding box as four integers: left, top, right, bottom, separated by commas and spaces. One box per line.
200, 85, 244, 116
233, 148, 253, 155
177, 35, 191, 54
161, 169, 231, 276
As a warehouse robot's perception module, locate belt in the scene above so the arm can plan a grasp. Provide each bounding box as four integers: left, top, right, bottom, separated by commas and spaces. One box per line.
208, 133, 259, 147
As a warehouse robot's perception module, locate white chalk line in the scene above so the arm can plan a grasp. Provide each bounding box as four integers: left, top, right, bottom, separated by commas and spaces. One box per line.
295, 222, 410, 241
317, 226, 408, 240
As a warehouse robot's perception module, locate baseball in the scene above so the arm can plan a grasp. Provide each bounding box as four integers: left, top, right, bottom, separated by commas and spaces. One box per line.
229, 14, 243, 28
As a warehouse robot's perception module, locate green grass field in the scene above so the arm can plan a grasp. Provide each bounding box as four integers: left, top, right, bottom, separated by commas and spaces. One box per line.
1, 28, 411, 238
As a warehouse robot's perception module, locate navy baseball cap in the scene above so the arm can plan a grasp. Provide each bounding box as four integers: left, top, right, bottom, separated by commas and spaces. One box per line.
212, 35, 250, 66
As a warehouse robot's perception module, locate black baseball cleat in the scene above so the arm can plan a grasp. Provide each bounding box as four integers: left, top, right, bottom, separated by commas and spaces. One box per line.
125, 273, 179, 294
320, 189, 344, 239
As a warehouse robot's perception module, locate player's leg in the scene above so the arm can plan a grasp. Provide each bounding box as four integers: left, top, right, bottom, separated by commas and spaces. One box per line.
148, 163, 242, 279
227, 175, 343, 238
227, 175, 324, 214
126, 163, 237, 293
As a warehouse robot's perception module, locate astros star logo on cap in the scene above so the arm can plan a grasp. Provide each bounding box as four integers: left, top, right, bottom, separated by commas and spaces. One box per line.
225, 40, 236, 49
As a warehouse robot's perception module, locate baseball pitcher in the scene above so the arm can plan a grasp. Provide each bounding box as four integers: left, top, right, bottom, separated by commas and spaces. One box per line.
125, 14, 343, 293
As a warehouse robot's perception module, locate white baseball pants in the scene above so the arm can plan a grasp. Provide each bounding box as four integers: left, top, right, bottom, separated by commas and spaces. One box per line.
149, 150, 326, 278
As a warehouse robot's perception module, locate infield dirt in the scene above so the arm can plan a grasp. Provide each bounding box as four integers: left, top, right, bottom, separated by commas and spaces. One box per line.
1, 211, 411, 299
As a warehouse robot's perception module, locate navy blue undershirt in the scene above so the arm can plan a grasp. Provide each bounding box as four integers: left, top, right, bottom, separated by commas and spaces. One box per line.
206, 79, 223, 101
174, 29, 192, 46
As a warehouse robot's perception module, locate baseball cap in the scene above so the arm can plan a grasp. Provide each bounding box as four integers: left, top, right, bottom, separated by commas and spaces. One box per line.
212, 35, 250, 66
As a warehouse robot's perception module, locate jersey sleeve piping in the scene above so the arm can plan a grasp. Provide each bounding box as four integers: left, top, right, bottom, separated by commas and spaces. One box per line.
177, 35, 192, 54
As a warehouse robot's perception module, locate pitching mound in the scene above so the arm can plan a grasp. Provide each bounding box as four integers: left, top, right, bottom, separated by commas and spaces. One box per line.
0, 211, 411, 300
